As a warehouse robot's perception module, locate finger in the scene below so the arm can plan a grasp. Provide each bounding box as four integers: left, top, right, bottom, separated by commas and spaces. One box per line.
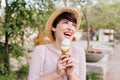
67, 58, 73, 64
66, 62, 74, 67
62, 64, 67, 69
67, 54, 72, 58
66, 62, 75, 67
57, 62, 66, 71
59, 55, 68, 60
57, 59, 67, 68
58, 58, 67, 64
57, 59, 62, 64
62, 57, 69, 62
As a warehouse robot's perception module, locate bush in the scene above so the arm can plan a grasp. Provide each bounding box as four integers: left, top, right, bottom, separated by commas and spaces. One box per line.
0, 42, 25, 75
0, 65, 29, 80
87, 72, 100, 80
0, 72, 17, 80
16, 65, 29, 80
0, 42, 5, 75
9, 43, 24, 58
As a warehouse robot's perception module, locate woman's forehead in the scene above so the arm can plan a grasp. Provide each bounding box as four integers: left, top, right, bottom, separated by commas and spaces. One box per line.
60, 19, 76, 24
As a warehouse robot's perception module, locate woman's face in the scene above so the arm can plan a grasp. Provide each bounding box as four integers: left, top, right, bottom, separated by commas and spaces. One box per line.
52, 19, 76, 41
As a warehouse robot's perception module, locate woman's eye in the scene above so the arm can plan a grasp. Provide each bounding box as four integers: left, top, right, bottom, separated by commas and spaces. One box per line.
73, 23, 76, 27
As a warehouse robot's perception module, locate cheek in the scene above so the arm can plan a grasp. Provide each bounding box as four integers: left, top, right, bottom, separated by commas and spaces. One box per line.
73, 29, 76, 33
55, 27, 64, 38
58, 24, 65, 30
56, 29, 63, 36
56, 24, 65, 32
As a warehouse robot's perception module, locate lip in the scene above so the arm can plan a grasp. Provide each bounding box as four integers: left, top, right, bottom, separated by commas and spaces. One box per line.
63, 31, 73, 39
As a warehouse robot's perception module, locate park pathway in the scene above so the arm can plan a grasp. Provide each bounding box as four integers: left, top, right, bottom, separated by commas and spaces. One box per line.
105, 44, 120, 80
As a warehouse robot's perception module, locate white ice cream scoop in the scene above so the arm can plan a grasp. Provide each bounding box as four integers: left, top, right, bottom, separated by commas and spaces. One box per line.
61, 39, 71, 55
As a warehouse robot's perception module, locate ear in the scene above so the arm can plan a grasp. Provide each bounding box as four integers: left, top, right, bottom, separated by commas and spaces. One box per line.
51, 27, 56, 31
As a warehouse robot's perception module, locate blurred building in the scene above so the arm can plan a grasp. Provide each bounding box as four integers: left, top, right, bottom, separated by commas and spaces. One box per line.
98, 29, 114, 42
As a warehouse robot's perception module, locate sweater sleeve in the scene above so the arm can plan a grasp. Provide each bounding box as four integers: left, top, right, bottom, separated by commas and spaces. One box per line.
28, 45, 45, 80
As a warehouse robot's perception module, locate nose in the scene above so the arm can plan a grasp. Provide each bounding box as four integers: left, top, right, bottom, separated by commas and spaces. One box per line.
68, 24, 75, 30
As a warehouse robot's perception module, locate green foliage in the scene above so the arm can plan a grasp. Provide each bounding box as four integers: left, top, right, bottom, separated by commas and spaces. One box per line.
88, 1, 120, 31
0, 42, 24, 75
0, 42, 5, 75
2, 0, 56, 42
80, 16, 87, 29
2, 0, 55, 43
16, 65, 29, 80
0, 65, 29, 80
0, 42, 24, 58
9, 43, 24, 58
0, 72, 17, 80
87, 72, 100, 80
4, 0, 37, 38
0, 0, 56, 75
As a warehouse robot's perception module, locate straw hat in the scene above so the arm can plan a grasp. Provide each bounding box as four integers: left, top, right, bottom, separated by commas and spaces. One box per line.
45, 7, 81, 41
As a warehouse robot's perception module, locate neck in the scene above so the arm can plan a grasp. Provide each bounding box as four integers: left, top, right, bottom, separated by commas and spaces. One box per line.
54, 39, 62, 50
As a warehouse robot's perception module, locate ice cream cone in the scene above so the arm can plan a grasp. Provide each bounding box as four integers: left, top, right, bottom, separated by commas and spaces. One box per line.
61, 39, 71, 55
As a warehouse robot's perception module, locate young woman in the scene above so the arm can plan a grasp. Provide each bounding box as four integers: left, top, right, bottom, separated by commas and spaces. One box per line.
28, 7, 86, 80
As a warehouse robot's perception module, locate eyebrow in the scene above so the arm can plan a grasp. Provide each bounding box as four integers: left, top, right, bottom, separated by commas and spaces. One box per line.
62, 19, 77, 26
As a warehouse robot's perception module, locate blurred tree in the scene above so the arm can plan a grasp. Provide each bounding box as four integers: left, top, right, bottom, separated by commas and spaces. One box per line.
73, 0, 120, 48
88, 1, 120, 30
0, 0, 55, 75
88, 1, 120, 41
73, 0, 92, 50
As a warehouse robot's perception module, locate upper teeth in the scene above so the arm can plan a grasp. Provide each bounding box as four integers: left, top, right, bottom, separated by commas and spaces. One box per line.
65, 32, 71, 35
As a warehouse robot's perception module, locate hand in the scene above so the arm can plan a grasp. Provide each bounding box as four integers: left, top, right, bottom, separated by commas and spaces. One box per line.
65, 55, 75, 76
56, 54, 69, 76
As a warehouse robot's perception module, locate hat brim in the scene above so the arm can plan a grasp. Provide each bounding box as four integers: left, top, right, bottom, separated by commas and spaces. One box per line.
45, 7, 81, 41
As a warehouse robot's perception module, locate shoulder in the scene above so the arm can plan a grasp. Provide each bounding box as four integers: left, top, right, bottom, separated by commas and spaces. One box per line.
33, 44, 51, 52
32, 44, 49, 56
33, 45, 45, 51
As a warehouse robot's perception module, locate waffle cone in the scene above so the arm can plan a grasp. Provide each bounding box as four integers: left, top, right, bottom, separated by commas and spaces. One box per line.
61, 48, 69, 55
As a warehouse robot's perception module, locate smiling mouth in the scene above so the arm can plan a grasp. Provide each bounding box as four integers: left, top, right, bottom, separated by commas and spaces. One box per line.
64, 32, 72, 39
